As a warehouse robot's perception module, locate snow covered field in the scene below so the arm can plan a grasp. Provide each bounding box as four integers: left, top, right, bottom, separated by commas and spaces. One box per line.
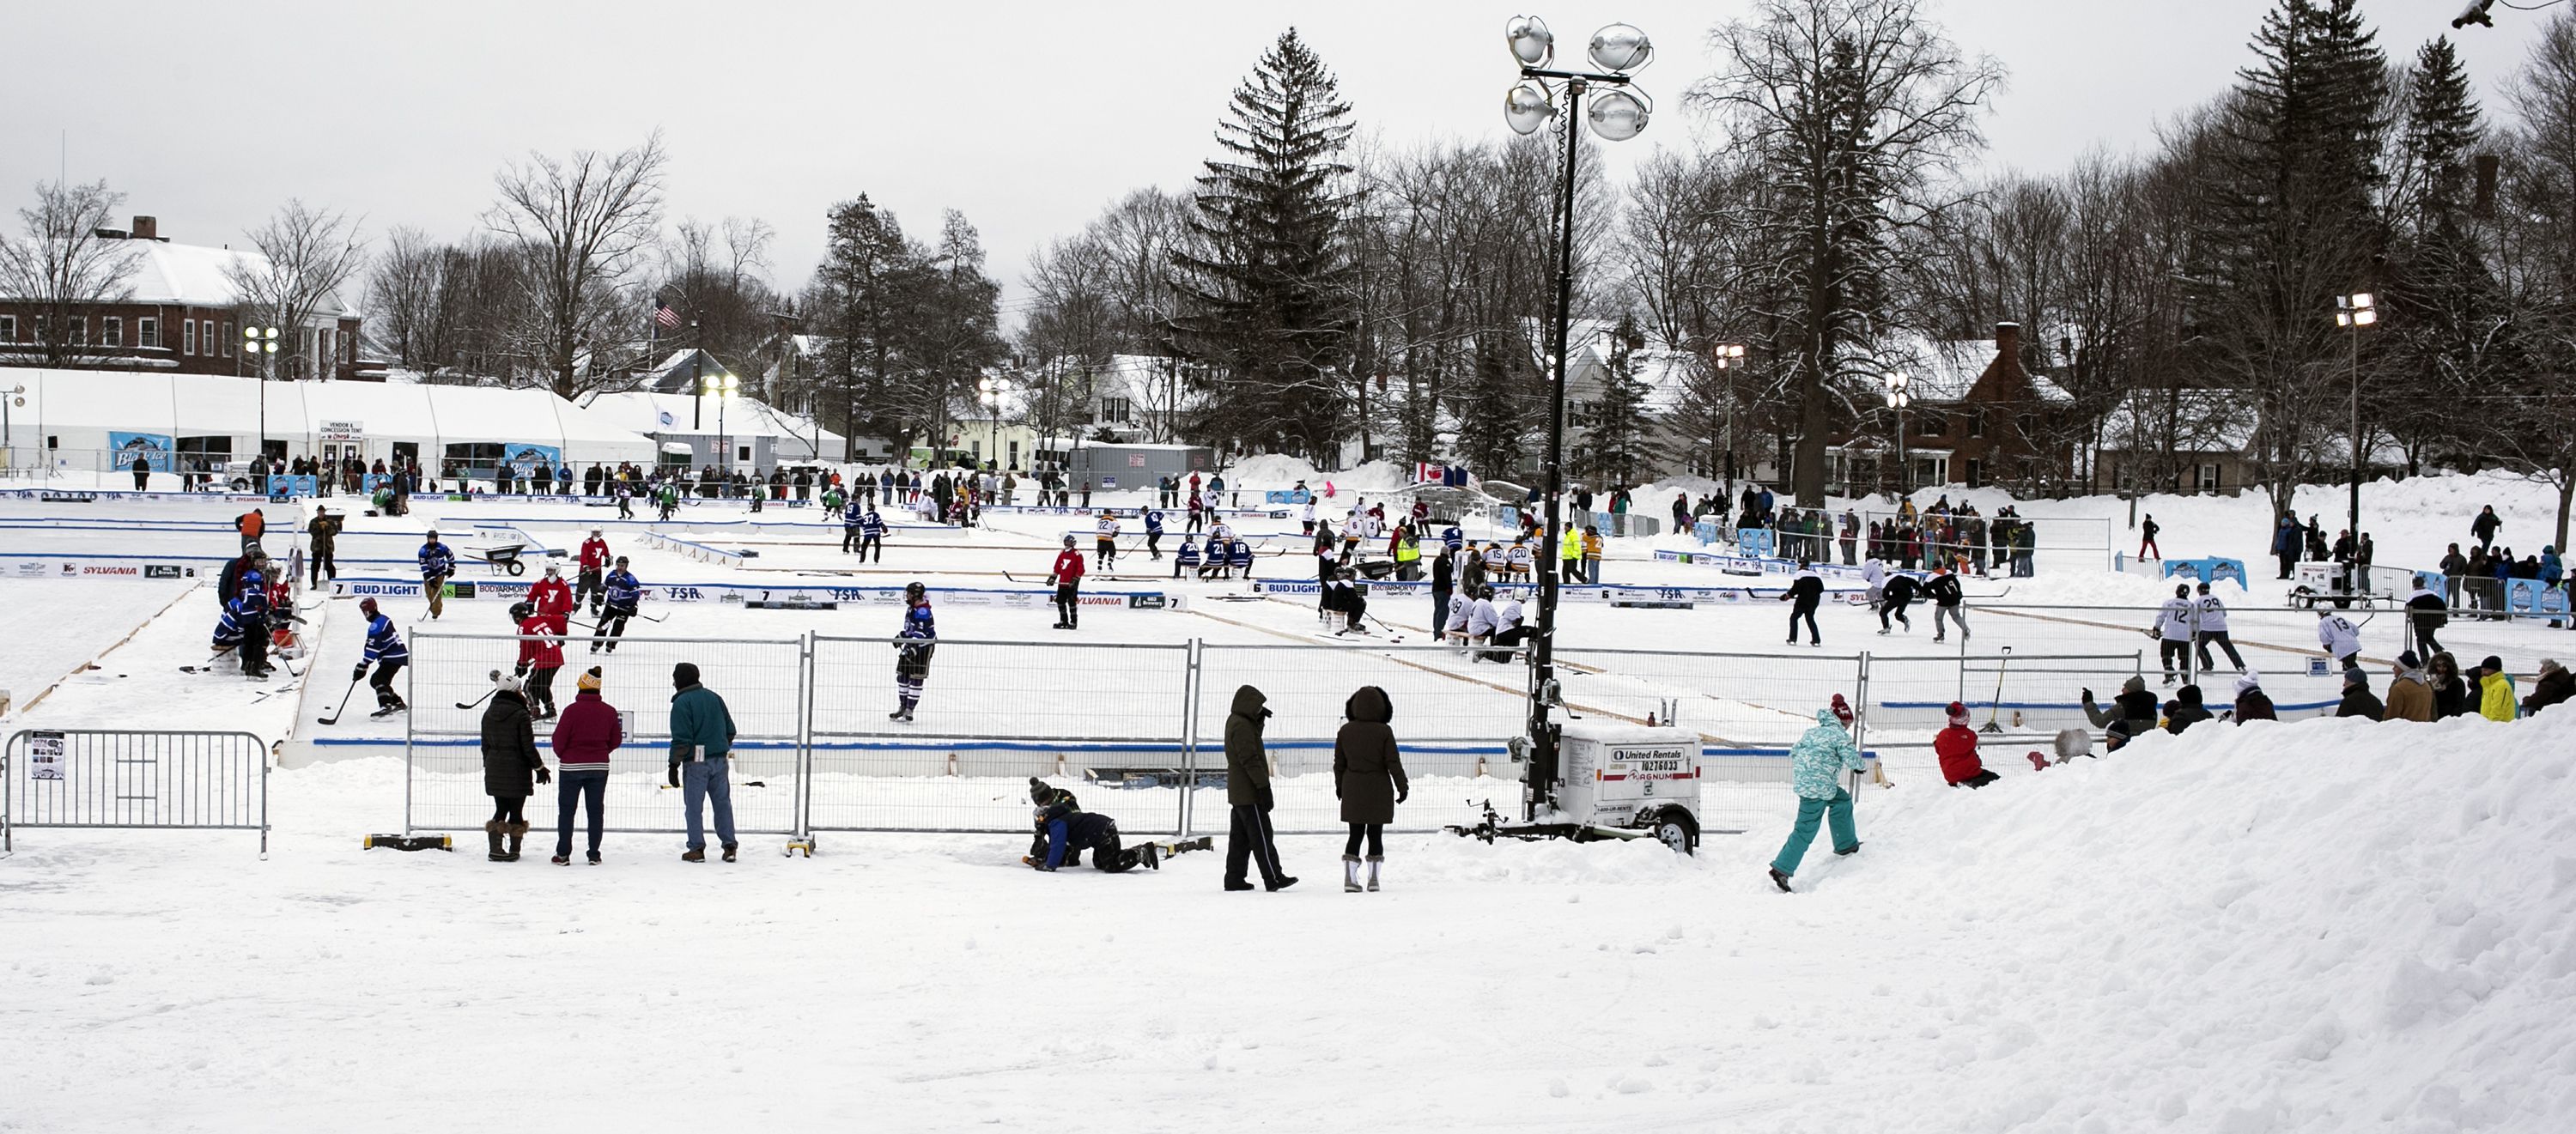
3, 470, 2573, 1131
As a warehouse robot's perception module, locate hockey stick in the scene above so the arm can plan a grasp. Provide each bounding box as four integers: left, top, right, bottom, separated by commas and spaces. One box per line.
1982, 646, 2011, 734
1364, 612, 1407, 643
316, 678, 363, 725
454, 687, 499, 711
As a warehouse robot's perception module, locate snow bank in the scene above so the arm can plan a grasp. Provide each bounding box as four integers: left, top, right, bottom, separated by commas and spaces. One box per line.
1221, 453, 1412, 493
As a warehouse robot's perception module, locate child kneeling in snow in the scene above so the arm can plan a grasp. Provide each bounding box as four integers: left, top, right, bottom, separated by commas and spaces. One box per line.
1935, 701, 2000, 788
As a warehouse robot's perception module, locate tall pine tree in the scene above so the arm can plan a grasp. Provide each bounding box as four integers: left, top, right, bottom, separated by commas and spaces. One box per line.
2381, 35, 2505, 473
1168, 28, 1358, 463
1577, 314, 1654, 487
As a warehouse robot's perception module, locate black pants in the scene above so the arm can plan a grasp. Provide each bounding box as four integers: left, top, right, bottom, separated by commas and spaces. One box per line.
310, 545, 336, 585
1055, 585, 1079, 628
843, 526, 861, 553
860, 534, 881, 561
368, 658, 405, 706
2196, 631, 2245, 671
2412, 615, 2445, 655
1087, 822, 1140, 872
593, 609, 632, 651
1880, 598, 1912, 631
1226, 802, 1288, 886
1563, 556, 1584, 583
2277, 551, 2297, 580
1789, 603, 1820, 644
1342, 596, 1367, 631
556, 770, 606, 858
489, 796, 526, 825
1147, 531, 1162, 558
577, 569, 603, 611
241, 619, 269, 675
2159, 639, 2190, 678
526, 666, 559, 716
1487, 625, 1529, 663
1097, 539, 1115, 567
1344, 822, 1385, 857
134, 471, 149, 490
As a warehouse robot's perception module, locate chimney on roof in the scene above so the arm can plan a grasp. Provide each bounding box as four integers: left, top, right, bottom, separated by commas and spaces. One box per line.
1995, 321, 2020, 358
131, 215, 159, 241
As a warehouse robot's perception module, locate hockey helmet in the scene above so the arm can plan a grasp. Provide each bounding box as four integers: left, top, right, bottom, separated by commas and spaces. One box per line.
509, 601, 535, 622
544, 561, 562, 576
1062, 534, 1076, 548
904, 580, 927, 602
358, 597, 380, 616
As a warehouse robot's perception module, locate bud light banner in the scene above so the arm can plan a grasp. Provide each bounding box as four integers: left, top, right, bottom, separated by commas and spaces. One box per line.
108, 431, 176, 471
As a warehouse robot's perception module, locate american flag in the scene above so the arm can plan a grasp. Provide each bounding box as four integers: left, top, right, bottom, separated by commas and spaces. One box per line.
653, 303, 681, 331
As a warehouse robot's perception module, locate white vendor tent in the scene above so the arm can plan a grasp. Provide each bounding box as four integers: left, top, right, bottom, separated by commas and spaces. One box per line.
0, 368, 659, 472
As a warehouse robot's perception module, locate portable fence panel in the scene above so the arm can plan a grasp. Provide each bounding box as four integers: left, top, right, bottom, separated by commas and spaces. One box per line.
806, 636, 1192, 835
404, 633, 806, 836
1188, 643, 1530, 835
1861, 650, 2144, 776
1552, 647, 1868, 834
3, 729, 269, 853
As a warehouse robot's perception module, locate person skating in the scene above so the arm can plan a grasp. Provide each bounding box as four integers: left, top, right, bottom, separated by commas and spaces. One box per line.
2233, 672, 2276, 724
1223, 684, 1295, 892
890, 581, 934, 722
2335, 669, 2385, 720
666, 662, 739, 862
2384, 652, 2434, 722
2191, 583, 2245, 672
858, 505, 886, 562
841, 494, 866, 554
1782, 560, 1824, 646
550, 667, 618, 864
2138, 514, 2160, 559
1877, 569, 1920, 634
353, 597, 410, 717
1766, 703, 1869, 893
2406, 582, 2449, 655
1935, 701, 1999, 788
1048, 535, 1084, 630
1334, 685, 1407, 893
2316, 609, 2362, 672
514, 603, 566, 720
592, 557, 641, 653
576, 529, 611, 615
1094, 511, 1121, 572
418, 530, 457, 620
1926, 562, 1969, 643
1030, 791, 1157, 873
480, 670, 550, 862
307, 506, 341, 587
1143, 507, 1163, 560
529, 562, 574, 630
2154, 585, 2196, 685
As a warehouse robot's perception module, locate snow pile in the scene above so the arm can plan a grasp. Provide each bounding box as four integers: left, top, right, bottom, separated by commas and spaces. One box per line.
1220, 453, 1413, 493
1783, 710, 2576, 1131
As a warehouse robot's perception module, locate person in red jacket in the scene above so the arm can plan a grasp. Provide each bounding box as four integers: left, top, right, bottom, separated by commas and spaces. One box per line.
515, 604, 568, 720
528, 561, 575, 631
548, 666, 621, 865
1048, 534, 1086, 630
575, 529, 611, 615
1935, 701, 1998, 788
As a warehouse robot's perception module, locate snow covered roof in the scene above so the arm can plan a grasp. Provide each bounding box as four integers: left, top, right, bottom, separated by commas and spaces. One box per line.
582, 390, 846, 448
2097, 391, 2258, 453
1880, 335, 2072, 404
7, 368, 652, 457
637, 349, 747, 395
123, 241, 360, 319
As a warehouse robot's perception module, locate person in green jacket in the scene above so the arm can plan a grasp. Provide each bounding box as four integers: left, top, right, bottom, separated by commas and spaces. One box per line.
1769, 705, 1869, 892
665, 662, 739, 861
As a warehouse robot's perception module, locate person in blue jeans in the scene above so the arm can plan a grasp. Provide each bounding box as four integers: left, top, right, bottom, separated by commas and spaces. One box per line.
1768, 704, 1870, 892
665, 662, 738, 862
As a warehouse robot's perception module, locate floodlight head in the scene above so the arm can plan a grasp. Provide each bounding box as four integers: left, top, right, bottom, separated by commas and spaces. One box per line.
1587, 88, 1649, 142
243, 326, 258, 340
1505, 15, 1554, 67
1504, 82, 1556, 135
2350, 292, 2374, 309
2353, 308, 2378, 326
1588, 23, 1653, 72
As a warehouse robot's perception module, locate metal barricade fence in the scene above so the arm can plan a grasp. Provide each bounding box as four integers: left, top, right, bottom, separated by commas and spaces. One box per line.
1187, 642, 1531, 836
404, 632, 807, 837
805, 636, 1194, 835
3, 729, 270, 855
1861, 651, 2146, 776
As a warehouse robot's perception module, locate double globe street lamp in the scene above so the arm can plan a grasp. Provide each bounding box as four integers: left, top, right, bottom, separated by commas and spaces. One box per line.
1501, 15, 1653, 820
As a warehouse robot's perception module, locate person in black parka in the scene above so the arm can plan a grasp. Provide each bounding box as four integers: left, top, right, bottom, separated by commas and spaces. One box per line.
1334, 685, 1409, 893
1223, 685, 1295, 892
480, 671, 550, 862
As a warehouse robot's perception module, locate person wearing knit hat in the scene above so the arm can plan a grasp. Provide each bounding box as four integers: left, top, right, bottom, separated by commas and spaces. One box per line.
2082, 675, 2159, 737
478, 668, 548, 862
1935, 700, 1998, 788
2475, 656, 2518, 722
2232, 671, 2275, 724
2523, 659, 2573, 717
548, 665, 620, 864
2336, 668, 2384, 720
2385, 652, 2434, 722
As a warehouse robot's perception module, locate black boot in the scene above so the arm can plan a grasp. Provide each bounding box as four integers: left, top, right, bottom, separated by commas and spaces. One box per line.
504, 821, 528, 862
485, 821, 507, 862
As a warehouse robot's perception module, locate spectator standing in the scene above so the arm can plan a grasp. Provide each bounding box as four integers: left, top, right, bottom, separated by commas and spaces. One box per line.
2476, 656, 2517, 721
2233, 672, 2276, 724
550, 666, 619, 864
2472, 505, 2502, 554
666, 663, 739, 862
1333, 685, 1408, 893
1222, 685, 1295, 892
2335, 670, 2385, 720
480, 672, 550, 863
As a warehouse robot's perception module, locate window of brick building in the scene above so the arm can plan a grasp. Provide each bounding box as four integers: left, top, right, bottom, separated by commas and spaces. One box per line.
0, 315, 13, 343
183, 318, 197, 355
103, 317, 122, 347
222, 321, 234, 357
139, 317, 158, 349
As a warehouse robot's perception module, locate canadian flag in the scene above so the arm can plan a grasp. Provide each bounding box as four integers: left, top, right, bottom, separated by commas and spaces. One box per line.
1414, 462, 1444, 484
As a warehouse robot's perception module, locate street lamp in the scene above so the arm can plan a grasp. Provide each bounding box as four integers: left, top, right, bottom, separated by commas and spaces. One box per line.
704, 368, 738, 494
1502, 14, 1654, 822
244, 325, 280, 468
2334, 292, 2377, 592
1883, 372, 1912, 498
977, 374, 1014, 472
1710, 343, 1745, 495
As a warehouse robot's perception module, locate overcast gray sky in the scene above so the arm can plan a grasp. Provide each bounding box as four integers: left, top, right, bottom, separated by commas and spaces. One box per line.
3, 0, 2552, 320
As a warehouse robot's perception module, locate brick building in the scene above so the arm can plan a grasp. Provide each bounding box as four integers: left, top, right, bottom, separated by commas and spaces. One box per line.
1824, 322, 2076, 494
0, 215, 364, 381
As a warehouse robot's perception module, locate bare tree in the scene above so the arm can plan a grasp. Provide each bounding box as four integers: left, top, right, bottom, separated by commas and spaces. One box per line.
487, 131, 669, 397
367, 226, 446, 370
226, 199, 367, 379
0, 179, 139, 367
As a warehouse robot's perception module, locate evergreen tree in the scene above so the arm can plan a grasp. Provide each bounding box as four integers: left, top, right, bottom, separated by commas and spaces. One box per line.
1169, 28, 1358, 463
1578, 315, 1653, 486
811, 195, 918, 461
2381, 35, 2504, 472
1451, 339, 1529, 478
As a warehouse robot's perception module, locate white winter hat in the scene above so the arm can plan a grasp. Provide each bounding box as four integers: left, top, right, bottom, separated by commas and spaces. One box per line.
489, 669, 523, 694
2234, 671, 2262, 696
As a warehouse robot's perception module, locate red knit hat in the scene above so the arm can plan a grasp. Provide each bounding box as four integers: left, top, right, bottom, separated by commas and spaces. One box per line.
1830, 694, 1854, 725
1946, 700, 1970, 727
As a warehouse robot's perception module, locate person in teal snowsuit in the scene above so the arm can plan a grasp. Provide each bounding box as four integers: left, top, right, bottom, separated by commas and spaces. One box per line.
1768, 707, 1869, 892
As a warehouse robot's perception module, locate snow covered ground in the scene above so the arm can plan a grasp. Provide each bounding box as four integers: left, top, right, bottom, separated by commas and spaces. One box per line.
3, 471, 2573, 1131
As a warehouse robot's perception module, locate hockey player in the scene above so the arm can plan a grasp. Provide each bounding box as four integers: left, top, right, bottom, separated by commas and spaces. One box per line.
890, 581, 934, 722
576, 530, 611, 614
2193, 582, 2245, 672
515, 603, 566, 720
1441, 590, 1473, 646
1143, 507, 1164, 560
1227, 537, 1255, 579
1322, 567, 1368, 635
2317, 609, 2363, 671
1024, 778, 1085, 867
418, 530, 457, 620
209, 591, 249, 662
1049, 536, 1085, 630
1300, 496, 1318, 536
592, 557, 641, 653
528, 562, 574, 631
2154, 585, 2196, 685
354, 597, 410, 718
841, 494, 866, 554
1877, 571, 1920, 634
859, 506, 887, 562
1096, 511, 1121, 570
1175, 534, 1201, 579
1030, 793, 1157, 873
1926, 563, 1969, 644
1782, 561, 1825, 646
1463, 586, 1502, 660
1486, 590, 1529, 663
2405, 581, 2449, 655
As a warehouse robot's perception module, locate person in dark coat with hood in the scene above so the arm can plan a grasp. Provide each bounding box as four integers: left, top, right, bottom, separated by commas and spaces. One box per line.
2231, 672, 2276, 724
2335, 669, 2385, 720
480, 671, 550, 862
2082, 676, 2160, 736
2163, 684, 2214, 734
1333, 685, 1408, 893
1223, 685, 1296, 892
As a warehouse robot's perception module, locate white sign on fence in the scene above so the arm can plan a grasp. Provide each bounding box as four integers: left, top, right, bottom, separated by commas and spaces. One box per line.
27, 730, 65, 780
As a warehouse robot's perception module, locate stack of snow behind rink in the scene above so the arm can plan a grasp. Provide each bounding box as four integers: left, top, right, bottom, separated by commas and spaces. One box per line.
636, 530, 745, 567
